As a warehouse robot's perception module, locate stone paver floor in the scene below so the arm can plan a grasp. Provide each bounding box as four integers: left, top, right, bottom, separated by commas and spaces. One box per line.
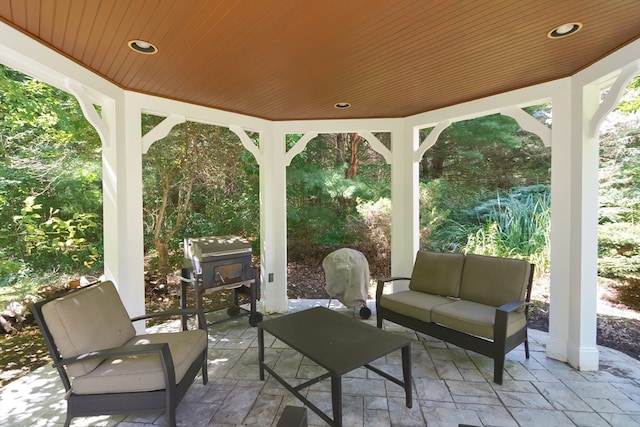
1, 299, 639, 426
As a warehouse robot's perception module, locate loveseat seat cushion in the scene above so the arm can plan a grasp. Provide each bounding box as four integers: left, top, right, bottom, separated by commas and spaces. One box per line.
430, 300, 526, 340
71, 329, 207, 394
380, 290, 452, 322
458, 254, 531, 308
408, 251, 465, 298
41, 281, 136, 377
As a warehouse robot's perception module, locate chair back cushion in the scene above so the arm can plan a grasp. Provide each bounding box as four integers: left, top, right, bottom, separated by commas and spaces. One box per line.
41, 281, 136, 377
458, 254, 531, 307
408, 251, 465, 298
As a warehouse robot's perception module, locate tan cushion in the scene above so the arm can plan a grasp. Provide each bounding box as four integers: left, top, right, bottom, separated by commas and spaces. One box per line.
72, 329, 207, 394
431, 300, 527, 340
41, 281, 136, 377
458, 254, 531, 307
380, 290, 452, 322
408, 251, 465, 297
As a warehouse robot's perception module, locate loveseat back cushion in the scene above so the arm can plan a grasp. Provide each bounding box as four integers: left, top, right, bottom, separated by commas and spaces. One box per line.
458, 254, 531, 307
408, 251, 465, 298
41, 281, 136, 377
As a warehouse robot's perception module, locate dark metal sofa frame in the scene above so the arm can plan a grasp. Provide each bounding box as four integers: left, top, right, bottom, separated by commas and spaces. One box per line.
376, 265, 534, 385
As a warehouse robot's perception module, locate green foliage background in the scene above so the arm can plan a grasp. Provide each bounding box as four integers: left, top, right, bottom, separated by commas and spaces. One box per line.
1, 65, 638, 307
1, 65, 103, 287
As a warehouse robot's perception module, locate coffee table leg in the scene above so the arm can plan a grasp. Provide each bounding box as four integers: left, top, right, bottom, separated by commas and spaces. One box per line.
331, 374, 342, 427
258, 327, 265, 380
402, 344, 412, 408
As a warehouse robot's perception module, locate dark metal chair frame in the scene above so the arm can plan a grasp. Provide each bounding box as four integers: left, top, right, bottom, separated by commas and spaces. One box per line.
30, 282, 208, 427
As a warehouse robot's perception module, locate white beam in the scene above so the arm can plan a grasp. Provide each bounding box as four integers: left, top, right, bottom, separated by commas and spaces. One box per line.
284, 132, 319, 166
415, 120, 451, 162
588, 63, 639, 138
500, 107, 551, 147
358, 131, 392, 164
141, 114, 186, 154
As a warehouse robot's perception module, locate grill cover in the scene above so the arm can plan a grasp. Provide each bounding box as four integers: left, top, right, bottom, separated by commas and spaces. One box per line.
322, 248, 370, 308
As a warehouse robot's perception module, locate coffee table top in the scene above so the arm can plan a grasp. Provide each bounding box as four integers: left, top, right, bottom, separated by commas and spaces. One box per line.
258, 306, 410, 375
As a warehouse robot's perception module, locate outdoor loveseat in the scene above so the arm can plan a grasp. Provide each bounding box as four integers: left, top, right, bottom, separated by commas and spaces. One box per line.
376, 251, 534, 384
30, 280, 208, 427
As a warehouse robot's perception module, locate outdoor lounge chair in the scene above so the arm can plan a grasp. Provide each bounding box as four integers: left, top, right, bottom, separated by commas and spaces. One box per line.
30, 280, 208, 427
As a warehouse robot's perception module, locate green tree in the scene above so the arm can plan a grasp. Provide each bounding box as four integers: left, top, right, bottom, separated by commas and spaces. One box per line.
418, 112, 551, 251
142, 119, 260, 281
286, 133, 391, 260
598, 77, 640, 290
0, 65, 102, 277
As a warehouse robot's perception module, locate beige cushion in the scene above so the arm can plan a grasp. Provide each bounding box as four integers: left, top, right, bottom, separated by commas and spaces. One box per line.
72, 329, 207, 394
431, 300, 527, 340
380, 290, 452, 322
458, 254, 531, 307
41, 281, 136, 377
408, 251, 465, 297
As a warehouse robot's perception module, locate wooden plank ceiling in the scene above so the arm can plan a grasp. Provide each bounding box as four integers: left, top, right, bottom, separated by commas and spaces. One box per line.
1, 1, 639, 121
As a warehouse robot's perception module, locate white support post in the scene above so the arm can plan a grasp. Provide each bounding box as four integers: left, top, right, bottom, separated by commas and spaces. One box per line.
259, 126, 289, 313
101, 92, 146, 327
567, 80, 600, 371
389, 122, 420, 289
547, 86, 572, 362
547, 79, 600, 370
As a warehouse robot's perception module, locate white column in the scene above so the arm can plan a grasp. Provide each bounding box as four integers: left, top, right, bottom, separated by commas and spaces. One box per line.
389, 122, 420, 287
259, 126, 288, 313
547, 79, 600, 370
102, 92, 146, 323
547, 86, 572, 362
568, 81, 600, 370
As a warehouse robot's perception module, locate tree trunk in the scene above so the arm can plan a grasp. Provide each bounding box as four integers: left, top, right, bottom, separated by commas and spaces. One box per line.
335, 133, 345, 163
344, 133, 360, 178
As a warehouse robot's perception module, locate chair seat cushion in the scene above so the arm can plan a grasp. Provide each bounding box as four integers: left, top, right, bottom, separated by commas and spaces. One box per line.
380, 290, 452, 322
431, 300, 526, 340
71, 329, 207, 394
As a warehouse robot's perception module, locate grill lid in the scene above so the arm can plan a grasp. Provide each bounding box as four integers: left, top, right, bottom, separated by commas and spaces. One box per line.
185, 235, 252, 260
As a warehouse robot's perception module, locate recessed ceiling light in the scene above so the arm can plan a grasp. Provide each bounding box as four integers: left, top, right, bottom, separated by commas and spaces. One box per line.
547, 22, 583, 39
334, 102, 351, 109
128, 39, 158, 54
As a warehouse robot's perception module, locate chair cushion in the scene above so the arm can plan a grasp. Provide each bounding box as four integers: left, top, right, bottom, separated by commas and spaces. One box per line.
408, 251, 465, 298
431, 300, 527, 340
458, 254, 531, 307
41, 281, 136, 377
380, 290, 452, 322
72, 329, 207, 394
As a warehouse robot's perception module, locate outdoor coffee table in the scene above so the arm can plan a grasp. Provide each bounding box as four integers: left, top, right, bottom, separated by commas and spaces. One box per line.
258, 306, 412, 427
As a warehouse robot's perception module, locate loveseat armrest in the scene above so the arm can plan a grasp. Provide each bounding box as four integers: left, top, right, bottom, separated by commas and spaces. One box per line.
494, 300, 529, 353
497, 300, 527, 314
131, 308, 207, 330
375, 277, 411, 300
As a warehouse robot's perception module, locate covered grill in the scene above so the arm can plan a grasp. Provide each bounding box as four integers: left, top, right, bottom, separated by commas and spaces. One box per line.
180, 235, 263, 327
322, 248, 372, 319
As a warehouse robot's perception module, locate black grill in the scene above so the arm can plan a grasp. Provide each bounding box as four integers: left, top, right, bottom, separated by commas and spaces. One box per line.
180, 235, 262, 327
